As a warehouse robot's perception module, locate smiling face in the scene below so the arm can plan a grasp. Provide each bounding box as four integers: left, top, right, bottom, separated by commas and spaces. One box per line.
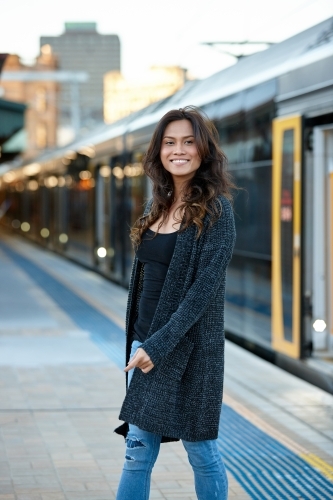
160, 119, 201, 183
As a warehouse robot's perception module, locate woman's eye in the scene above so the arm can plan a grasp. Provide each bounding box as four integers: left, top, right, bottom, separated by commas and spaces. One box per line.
185, 140, 193, 144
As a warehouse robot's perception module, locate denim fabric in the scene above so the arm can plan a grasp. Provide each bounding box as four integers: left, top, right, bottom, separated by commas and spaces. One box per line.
127, 340, 142, 387
116, 342, 228, 500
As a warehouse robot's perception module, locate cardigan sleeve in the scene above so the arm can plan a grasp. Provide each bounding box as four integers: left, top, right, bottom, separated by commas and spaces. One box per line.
140, 197, 236, 366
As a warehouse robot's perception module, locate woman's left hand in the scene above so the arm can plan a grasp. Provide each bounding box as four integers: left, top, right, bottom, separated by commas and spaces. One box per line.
124, 348, 155, 374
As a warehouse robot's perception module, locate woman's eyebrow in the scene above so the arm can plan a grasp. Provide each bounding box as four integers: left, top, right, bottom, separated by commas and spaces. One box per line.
163, 135, 195, 139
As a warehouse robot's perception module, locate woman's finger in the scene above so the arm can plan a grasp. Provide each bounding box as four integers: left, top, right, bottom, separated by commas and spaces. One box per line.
124, 348, 154, 372
141, 364, 154, 373
124, 352, 146, 372
124, 356, 140, 372
138, 360, 154, 370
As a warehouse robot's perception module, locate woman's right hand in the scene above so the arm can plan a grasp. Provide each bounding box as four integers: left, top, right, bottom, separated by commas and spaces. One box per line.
124, 348, 154, 374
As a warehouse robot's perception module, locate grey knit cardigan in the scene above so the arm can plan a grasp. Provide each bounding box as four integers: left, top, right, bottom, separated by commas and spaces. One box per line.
116, 195, 236, 442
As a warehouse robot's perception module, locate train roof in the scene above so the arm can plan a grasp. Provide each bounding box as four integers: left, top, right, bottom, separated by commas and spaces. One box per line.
128, 17, 333, 132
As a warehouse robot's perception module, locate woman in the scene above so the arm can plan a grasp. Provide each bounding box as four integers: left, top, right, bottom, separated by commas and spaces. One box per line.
115, 106, 236, 500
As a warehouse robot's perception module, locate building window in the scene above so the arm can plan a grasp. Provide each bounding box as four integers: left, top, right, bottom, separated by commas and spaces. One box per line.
36, 122, 47, 149
36, 87, 47, 112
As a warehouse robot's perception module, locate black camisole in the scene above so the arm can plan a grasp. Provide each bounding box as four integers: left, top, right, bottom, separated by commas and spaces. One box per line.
132, 228, 178, 343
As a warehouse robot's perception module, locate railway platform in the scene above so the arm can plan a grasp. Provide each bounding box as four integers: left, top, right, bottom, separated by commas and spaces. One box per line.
0, 231, 332, 500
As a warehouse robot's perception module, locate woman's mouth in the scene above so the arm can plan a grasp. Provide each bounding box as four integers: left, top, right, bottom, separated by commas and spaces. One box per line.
171, 159, 189, 165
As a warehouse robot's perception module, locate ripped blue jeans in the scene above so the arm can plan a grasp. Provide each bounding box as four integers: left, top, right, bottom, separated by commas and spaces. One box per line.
116, 340, 228, 500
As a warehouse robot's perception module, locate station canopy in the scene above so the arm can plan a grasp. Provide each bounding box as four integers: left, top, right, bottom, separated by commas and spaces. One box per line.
0, 98, 26, 162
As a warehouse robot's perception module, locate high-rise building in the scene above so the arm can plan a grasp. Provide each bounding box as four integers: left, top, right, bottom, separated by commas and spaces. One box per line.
104, 66, 187, 124
40, 22, 120, 142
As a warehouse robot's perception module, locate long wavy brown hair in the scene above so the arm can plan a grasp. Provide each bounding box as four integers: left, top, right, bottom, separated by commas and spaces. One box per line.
130, 106, 235, 247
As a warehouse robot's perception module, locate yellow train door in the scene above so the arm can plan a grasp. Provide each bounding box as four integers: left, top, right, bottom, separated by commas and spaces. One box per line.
272, 115, 302, 358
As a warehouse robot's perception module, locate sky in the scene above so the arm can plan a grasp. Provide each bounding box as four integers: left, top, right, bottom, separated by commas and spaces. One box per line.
1, 0, 333, 80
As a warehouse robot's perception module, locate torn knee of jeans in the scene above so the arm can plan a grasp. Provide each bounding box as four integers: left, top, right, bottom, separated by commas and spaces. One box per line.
126, 437, 146, 449
125, 454, 135, 461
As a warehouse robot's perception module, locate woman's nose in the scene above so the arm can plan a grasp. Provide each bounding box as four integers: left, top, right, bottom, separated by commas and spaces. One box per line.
174, 144, 185, 154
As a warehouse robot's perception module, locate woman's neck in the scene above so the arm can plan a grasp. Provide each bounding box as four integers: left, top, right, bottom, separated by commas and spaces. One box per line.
172, 179, 187, 203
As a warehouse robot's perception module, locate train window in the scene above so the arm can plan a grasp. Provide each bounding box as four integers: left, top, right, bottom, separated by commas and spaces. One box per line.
225, 256, 272, 347
95, 164, 112, 275
216, 103, 274, 166
110, 159, 126, 282
216, 103, 275, 351
225, 164, 272, 348
66, 155, 95, 267
232, 165, 271, 258
280, 130, 294, 342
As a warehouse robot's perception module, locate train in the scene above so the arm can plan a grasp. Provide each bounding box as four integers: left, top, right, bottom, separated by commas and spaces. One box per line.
1, 18, 333, 385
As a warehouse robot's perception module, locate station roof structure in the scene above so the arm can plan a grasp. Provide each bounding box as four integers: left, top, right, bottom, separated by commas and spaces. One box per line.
0, 99, 26, 162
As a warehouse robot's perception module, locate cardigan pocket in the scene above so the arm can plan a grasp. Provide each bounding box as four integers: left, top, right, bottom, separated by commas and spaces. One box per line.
158, 336, 194, 381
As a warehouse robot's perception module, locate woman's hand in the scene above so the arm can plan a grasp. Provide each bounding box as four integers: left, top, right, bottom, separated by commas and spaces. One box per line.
124, 348, 154, 374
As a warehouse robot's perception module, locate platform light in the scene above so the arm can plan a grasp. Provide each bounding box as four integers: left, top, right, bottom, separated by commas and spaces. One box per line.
59, 233, 68, 244
21, 222, 30, 232
45, 176, 58, 188
23, 163, 41, 176
100, 165, 111, 178
79, 170, 92, 180
313, 319, 326, 333
3, 171, 16, 183
40, 228, 50, 238
97, 247, 107, 258
123, 164, 143, 177
134, 162, 143, 174
112, 166, 124, 180
124, 165, 133, 177
12, 219, 20, 229
28, 180, 39, 191
62, 157, 71, 166
58, 176, 66, 187
15, 182, 24, 192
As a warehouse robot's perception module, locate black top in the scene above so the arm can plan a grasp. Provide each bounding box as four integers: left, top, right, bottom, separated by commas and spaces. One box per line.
133, 228, 178, 342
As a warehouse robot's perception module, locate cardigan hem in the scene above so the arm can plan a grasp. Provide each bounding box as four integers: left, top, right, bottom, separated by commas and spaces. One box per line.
116, 415, 219, 443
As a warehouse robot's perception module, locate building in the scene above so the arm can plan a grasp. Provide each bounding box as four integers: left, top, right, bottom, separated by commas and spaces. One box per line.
41, 22, 120, 139
104, 66, 187, 124
0, 49, 58, 159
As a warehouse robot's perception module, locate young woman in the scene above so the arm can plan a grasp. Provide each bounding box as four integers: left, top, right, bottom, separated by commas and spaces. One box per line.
115, 106, 236, 500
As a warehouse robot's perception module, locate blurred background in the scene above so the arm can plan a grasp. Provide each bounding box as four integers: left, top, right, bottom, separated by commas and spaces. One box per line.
0, 0, 333, 379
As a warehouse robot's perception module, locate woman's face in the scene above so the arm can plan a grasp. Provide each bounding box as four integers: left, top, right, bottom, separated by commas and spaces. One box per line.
160, 119, 201, 182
